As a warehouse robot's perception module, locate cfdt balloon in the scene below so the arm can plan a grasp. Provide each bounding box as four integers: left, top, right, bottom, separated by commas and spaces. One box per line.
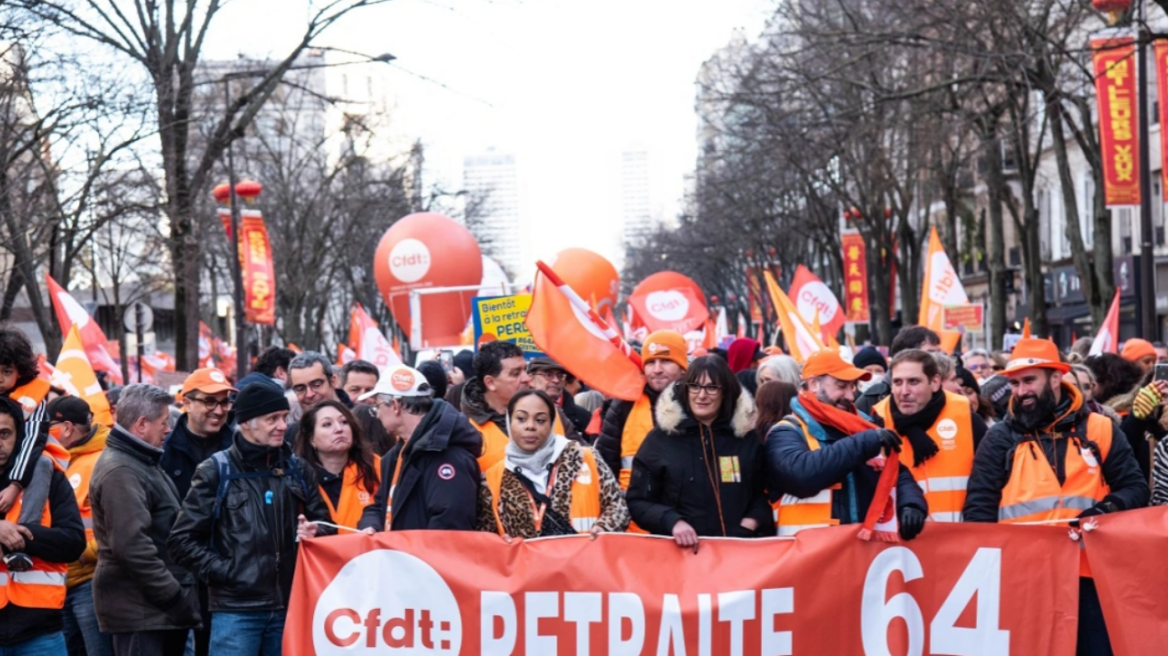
628, 271, 709, 334
373, 213, 483, 347
549, 248, 620, 312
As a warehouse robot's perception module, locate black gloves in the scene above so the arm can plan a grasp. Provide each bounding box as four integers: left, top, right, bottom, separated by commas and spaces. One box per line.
898, 506, 926, 541
1075, 501, 1118, 522
875, 429, 902, 456
730, 524, 756, 539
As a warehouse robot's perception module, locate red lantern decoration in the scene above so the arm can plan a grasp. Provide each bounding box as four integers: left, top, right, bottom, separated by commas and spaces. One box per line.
884, 207, 892, 219
235, 180, 263, 204
850, 207, 861, 218
211, 183, 231, 204
710, 295, 720, 304
1092, 0, 1131, 13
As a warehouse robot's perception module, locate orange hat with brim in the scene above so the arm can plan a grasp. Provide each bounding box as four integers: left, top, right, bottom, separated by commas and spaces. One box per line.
1003, 338, 1070, 375
801, 349, 871, 382
181, 367, 237, 397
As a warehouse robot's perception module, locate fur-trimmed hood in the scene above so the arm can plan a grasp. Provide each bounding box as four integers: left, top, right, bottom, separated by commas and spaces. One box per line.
653, 382, 756, 438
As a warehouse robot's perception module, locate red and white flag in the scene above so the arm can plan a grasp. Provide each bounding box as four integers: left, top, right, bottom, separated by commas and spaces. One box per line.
349, 305, 403, 370
335, 344, 356, 367
789, 265, 845, 343
526, 262, 645, 401
1089, 290, 1122, 356
44, 274, 123, 385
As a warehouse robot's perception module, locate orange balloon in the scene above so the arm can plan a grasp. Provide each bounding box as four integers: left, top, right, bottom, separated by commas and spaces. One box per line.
373, 213, 483, 347
549, 248, 619, 312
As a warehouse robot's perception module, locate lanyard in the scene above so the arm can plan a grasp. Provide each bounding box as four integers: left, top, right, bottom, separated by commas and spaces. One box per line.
521, 462, 561, 534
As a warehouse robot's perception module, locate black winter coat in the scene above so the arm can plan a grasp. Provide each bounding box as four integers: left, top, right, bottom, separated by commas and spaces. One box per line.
167, 434, 335, 612
559, 391, 592, 436
595, 386, 662, 479
357, 399, 481, 532
91, 426, 200, 634
0, 467, 86, 645
765, 397, 927, 525
626, 384, 772, 537
855, 376, 890, 416
161, 414, 236, 502
963, 389, 1149, 522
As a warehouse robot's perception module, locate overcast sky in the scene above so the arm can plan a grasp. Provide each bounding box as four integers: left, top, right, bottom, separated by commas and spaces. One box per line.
204, 0, 772, 275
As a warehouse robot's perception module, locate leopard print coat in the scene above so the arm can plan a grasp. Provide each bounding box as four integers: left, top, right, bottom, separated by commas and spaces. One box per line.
476, 441, 629, 538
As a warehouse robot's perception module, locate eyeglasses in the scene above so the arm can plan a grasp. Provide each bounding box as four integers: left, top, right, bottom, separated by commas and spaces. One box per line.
534, 370, 567, 382
966, 363, 992, 373
292, 378, 329, 396
187, 395, 232, 411
686, 383, 722, 396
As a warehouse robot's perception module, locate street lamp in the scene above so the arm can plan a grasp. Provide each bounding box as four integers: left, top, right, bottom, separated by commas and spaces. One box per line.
217, 52, 395, 379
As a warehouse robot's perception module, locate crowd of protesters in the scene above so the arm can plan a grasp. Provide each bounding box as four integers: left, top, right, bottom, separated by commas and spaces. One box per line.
1, 319, 1166, 656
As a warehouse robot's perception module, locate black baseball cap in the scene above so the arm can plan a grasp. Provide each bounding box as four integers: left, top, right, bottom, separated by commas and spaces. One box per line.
46, 396, 92, 426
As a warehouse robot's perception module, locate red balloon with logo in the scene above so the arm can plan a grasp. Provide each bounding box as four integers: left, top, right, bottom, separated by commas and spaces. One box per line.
549, 248, 620, 312
373, 213, 483, 347
628, 271, 709, 334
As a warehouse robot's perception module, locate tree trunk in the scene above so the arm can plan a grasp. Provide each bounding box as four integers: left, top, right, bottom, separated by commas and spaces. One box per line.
983, 132, 1009, 351
0, 270, 23, 322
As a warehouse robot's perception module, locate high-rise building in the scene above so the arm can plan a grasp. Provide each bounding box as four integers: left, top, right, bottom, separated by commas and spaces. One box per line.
462, 148, 522, 277
620, 149, 653, 246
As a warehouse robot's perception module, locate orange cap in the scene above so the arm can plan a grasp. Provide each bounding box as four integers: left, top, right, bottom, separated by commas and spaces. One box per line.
641, 330, 688, 371
181, 367, 237, 397
801, 349, 871, 382
1003, 338, 1070, 375
1121, 338, 1156, 363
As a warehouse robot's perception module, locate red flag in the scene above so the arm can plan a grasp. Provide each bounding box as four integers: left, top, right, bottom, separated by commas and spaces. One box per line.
627, 286, 709, 335
789, 265, 845, 341
1088, 289, 1122, 356
526, 263, 645, 401
349, 305, 403, 370
44, 274, 123, 385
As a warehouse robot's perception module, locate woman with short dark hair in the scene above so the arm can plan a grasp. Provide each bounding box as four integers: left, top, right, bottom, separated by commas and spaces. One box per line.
626, 356, 772, 549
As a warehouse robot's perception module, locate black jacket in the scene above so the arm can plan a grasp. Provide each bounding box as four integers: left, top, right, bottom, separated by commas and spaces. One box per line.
855, 376, 890, 416
161, 414, 236, 502
626, 384, 772, 537
358, 399, 481, 532
167, 434, 335, 613
963, 388, 1149, 522
559, 391, 592, 436
0, 467, 86, 646
595, 386, 662, 478
91, 426, 200, 634
765, 397, 928, 525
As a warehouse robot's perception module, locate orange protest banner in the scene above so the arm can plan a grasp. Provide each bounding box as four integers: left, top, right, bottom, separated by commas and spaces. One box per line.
1092, 36, 1140, 207
840, 231, 869, 323
942, 304, 984, 331
284, 523, 1080, 655
238, 209, 276, 325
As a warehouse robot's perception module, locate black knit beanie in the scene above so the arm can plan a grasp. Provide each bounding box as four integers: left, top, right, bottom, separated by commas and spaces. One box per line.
853, 346, 888, 372
233, 383, 290, 424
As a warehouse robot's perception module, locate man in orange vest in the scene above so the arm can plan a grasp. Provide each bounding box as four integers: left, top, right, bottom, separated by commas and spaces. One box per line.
357, 365, 480, 532
46, 396, 114, 656
872, 350, 987, 522
595, 330, 688, 491
460, 341, 537, 470
963, 337, 1148, 656
0, 395, 86, 653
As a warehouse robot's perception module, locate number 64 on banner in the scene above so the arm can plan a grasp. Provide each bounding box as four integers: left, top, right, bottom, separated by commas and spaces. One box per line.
862, 547, 1009, 656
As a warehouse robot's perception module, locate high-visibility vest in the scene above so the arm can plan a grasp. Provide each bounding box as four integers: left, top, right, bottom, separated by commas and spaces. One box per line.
774, 416, 841, 536
874, 391, 974, 522
473, 413, 564, 472
618, 395, 654, 490
65, 445, 101, 545
484, 445, 601, 536
8, 378, 49, 417
0, 492, 68, 610
320, 458, 381, 530
998, 412, 1112, 577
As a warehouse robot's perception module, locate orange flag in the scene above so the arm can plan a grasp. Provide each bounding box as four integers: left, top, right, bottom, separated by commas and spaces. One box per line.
1022, 318, 1032, 339
526, 265, 645, 401
44, 274, 123, 385
336, 344, 356, 367
764, 270, 824, 364
1088, 290, 1122, 356
52, 326, 113, 426
918, 227, 968, 354
349, 305, 403, 370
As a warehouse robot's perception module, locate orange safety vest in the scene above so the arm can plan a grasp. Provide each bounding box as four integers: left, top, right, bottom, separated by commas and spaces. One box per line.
774, 416, 841, 536
473, 413, 564, 472
874, 391, 975, 522
484, 445, 602, 536
0, 492, 68, 610
320, 458, 382, 530
66, 445, 101, 544
998, 412, 1112, 577
619, 396, 654, 534
8, 378, 49, 417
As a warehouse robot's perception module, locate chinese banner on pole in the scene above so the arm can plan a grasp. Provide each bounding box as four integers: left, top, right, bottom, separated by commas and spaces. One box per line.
1092, 36, 1140, 207
1155, 40, 1168, 202
238, 209, 276, 325
284, 523, 1081, 656
840, 231, 869, 323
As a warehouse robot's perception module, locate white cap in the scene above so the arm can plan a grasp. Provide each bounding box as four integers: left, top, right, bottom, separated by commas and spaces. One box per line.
357, 365, 433, 401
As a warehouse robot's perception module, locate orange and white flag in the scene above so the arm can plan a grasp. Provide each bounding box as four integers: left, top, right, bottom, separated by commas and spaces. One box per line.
526, 262, 645, 401
44, 274, 123, 385
1088, 290, 1122, 356
918, 227, 968, 353
764, 270, 824, 364
336, 344, 356, 367
349, 305, 403, 370
52, 326, 114, 426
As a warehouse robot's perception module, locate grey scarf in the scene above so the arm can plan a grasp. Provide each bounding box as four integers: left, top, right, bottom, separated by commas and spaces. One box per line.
504, 434, 568, 496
